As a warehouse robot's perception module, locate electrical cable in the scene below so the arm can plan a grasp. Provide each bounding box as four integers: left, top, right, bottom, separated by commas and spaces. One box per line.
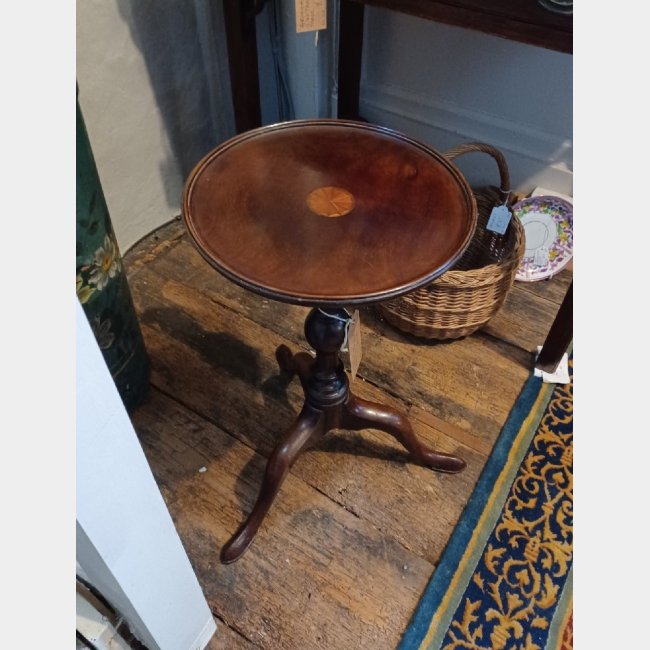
267, 0, 295, 121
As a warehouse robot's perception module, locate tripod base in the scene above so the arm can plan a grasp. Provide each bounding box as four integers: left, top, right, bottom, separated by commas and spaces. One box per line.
221, 309, 466, 564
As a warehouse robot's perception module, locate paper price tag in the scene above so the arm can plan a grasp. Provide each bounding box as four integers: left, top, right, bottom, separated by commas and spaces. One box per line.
534, 247, 550, 266
486, 205, 512, 235
295, 0, 327, 33
347, 309, 362, 382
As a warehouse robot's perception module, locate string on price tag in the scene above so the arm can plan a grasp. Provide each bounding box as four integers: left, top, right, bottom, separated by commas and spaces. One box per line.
347, 310, 362, 382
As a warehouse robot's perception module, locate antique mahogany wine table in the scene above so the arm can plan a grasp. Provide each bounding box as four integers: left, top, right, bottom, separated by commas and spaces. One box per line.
182, 119, 477, 563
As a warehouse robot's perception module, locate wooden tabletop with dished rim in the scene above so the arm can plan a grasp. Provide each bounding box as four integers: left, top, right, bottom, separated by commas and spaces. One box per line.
182, 119, 477, 307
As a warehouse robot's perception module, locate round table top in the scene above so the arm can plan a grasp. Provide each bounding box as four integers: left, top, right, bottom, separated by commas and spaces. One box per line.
182, 120, 476, 306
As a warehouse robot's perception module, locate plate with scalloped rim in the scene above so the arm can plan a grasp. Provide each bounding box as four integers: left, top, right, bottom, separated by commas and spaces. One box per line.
515, 195, 573, 282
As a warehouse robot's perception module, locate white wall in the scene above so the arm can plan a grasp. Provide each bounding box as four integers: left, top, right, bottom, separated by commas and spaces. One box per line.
76, 298, 216, 650
76, 0, 235, 251
359, 9, 573, 194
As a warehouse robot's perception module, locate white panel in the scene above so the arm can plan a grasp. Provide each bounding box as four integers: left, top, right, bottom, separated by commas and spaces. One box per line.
76, 299, 216, 650
360, 82, 573, 194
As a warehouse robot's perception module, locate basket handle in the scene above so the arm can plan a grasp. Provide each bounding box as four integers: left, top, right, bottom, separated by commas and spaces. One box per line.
443, 143, 511, 204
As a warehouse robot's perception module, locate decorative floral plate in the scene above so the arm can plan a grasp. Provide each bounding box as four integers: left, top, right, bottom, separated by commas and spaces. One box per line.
514, 196, 573, 282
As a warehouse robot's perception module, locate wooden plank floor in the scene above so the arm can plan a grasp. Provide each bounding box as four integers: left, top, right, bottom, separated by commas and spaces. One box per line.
124, 220, 572, 649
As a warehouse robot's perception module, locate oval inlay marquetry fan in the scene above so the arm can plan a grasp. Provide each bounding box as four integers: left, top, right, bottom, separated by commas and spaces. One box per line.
307, 186, 356, 218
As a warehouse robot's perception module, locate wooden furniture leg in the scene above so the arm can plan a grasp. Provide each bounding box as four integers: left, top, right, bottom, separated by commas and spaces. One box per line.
342, 394, 466, 472
536, 281, 573, 373
222, 0, 263, 134
337, 0, 365, 120
276, 344, 314, 391
221, 308, 466, 562
220, 404, 325, 564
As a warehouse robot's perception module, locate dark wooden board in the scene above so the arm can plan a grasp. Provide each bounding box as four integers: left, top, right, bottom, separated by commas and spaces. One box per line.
123, 218, 185, 278
482, 284, 563, 353
515, 265, 573, 306
350, 0, 572, 53
222, 0, 262, 133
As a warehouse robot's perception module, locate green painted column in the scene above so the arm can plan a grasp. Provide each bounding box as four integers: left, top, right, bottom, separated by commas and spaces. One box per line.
76, 87, 149, 411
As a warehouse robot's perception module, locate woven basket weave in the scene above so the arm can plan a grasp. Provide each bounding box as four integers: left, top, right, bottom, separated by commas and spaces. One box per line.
377, 143, 525, 340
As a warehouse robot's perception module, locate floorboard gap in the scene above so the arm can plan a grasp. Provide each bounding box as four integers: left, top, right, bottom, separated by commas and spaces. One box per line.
474, 330, 536, 363
212, 612, 264, 648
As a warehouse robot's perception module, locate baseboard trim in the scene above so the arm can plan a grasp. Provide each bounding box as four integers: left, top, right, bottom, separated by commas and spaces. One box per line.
360, 82, 572, 167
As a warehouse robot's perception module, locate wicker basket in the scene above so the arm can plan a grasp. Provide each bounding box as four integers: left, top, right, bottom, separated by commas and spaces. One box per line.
377, 143, 525, 340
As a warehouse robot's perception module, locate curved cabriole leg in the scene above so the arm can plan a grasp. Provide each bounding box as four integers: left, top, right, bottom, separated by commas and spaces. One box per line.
342, 393, 466, 473
276, 344, 314, 391
220, 404, 324, 563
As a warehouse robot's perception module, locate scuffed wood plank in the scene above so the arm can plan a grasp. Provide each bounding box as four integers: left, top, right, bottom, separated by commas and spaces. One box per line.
408, 405, 493, 457
136, 241, 532, 445
481, 287, 561, 353
132, 389, 433, 650
513, 266, 573, 306
123, 219, 186, 277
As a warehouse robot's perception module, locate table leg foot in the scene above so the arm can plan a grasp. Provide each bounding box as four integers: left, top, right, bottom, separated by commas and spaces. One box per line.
536, 281, 572, 373
342, 393, 466, 474
220, 403, 324, 564
276, 344, 314, 389
275, 344, 295, 373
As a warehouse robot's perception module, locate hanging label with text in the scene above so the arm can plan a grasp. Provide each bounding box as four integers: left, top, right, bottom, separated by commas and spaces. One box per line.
486, 205, 512, 235
295, 0, 327, 33
348, 310, 362, 382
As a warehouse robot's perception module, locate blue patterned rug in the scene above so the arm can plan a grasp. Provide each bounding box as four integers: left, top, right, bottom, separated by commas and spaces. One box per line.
399, 355, 573, 650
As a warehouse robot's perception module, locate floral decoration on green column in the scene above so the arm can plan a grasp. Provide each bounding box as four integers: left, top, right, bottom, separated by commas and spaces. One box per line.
77, 86, 149, 411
